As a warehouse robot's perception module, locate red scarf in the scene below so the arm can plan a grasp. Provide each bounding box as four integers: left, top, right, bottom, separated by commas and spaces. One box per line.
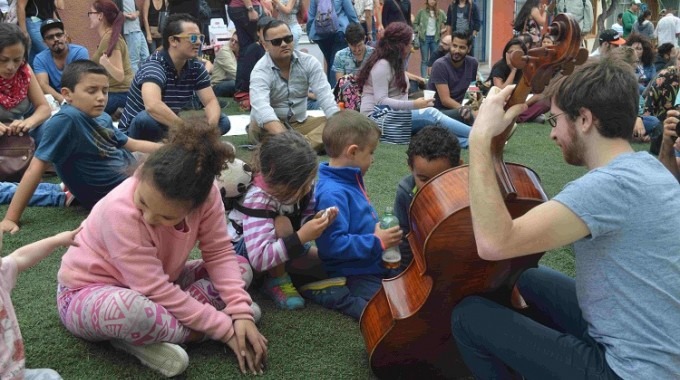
0, 63, 30, 110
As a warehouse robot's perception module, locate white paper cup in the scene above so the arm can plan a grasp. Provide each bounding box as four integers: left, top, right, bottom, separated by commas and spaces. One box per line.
423, 90, 435, 100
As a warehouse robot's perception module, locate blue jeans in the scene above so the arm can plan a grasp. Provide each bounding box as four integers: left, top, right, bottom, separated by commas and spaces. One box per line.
304, 274, 384, 320
411, 107, 471, 148
127, 110, 231, 142
0, 182, 64, 207
26, 17, 48, 65
641, 115, 660, 135
105, 92, 128, 115
213, 80, 236, 97
124, 31, 150, 75
228, 5, 262, 50
315, 32, 347, 87
419, 35, 437, 77
451, 266, 621, 379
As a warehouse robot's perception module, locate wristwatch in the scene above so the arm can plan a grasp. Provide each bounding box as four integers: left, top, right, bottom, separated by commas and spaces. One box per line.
247, 6, 254, 11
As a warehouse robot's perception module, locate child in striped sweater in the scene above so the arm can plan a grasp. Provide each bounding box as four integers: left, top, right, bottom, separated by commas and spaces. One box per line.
227, 131, 337, 310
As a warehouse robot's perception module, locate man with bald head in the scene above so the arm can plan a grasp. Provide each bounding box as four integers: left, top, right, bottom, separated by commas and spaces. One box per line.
427, 34, 452, 76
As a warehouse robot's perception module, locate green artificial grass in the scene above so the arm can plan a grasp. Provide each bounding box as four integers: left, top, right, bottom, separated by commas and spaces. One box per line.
1, 116, 648, 379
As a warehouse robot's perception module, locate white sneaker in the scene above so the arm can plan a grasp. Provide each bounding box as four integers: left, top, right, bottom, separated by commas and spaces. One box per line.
111, 340, 189, 377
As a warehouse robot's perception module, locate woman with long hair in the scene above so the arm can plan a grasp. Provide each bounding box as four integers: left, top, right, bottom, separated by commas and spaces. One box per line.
513, 0, 547, 48
357, 22, 471, 147
89, 0, 133, 116
626, 33, 656, 92
632, 10, 654, 41
489, 38, 527, 89
0, 23, 51, 140
413, 0, 447, 77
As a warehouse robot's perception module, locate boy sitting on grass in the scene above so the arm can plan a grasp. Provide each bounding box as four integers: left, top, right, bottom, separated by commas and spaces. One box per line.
394, 126, 461, 269
300, 110, 402, 320
1, 227, 81, 379
0, 60, 161, 234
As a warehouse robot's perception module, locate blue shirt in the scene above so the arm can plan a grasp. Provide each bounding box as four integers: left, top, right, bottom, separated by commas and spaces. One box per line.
314, 163, 385, 277
553, 152, 680, 378
118, 50, 211, 133
331, 45, 374, 76
306, 0, 359, 41
32, 44, 89, 91
35, 104, 134, 209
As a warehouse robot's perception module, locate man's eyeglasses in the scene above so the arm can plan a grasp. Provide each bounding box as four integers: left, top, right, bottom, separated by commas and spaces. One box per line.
44, 32, 65, 41
266, 35, 294, 46
174, 33, 205, 44
545, 112, 565, 128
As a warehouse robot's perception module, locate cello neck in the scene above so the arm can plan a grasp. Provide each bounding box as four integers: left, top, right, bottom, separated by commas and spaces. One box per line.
491, 74, 534, 201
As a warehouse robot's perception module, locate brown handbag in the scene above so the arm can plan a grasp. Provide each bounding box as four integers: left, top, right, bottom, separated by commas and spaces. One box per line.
0, 134, 35, 182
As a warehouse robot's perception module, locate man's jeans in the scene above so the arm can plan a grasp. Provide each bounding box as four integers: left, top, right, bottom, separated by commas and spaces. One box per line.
214, 80, 236, 97
27, 17, 48, 65
124, 31, 150, 74
105, 92, 128, 115
451, 266, 621, 379
315, 31, 347, 87
127, 110, 231, 142
228, 5, 262, 50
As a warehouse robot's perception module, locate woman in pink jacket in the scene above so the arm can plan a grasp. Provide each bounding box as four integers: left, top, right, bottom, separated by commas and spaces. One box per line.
56, 118, 267, 377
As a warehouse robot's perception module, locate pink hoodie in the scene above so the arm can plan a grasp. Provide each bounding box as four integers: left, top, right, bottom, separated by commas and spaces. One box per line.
58, 175, 253, 341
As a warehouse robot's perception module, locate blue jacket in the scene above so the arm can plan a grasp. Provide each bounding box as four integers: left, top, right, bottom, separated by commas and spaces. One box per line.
306, 0, 359, 41
315, 163, 385, 277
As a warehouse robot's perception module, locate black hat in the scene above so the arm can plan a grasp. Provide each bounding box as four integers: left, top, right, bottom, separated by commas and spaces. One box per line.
40, 19, 64, 38
598, 29, 626, 45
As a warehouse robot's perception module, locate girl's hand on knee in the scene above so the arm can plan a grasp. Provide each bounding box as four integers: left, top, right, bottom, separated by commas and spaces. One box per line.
226, 319, 268, 375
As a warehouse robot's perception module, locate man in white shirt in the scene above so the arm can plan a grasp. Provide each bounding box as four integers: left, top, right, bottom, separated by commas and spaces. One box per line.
589, 29, 625, 58
655, 9, 680, 47
611, 13, 623, 36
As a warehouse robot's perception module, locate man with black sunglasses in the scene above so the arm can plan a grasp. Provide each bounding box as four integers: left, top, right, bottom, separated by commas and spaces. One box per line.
33, 18, 89, 105
119, 13, 230, 142
249, 19, 339, 153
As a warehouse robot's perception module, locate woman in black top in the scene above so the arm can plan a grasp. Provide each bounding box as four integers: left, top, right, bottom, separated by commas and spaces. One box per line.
489, 38, 527, 89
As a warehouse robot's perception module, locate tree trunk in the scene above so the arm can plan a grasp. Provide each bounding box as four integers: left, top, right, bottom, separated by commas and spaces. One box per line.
594, 0, 618, 51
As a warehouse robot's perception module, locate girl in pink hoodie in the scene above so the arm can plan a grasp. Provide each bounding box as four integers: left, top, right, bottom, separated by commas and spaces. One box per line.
56, 118, 267, 377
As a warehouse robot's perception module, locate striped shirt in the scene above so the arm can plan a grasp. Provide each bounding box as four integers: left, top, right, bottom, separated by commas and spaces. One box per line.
118, 50, 211, 133
227, 182, 315, 272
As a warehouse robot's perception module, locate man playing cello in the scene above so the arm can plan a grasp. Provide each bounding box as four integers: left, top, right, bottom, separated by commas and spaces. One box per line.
453, 53, 680, 378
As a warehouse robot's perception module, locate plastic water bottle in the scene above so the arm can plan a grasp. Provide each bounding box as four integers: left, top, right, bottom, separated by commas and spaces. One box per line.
380, 206, 401, 269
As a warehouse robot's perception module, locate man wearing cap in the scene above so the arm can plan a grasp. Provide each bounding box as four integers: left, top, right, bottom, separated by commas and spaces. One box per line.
655, 9, 680, 47
33, 19, 89, 104
589, 29, 625, 58
623, 0, 641, 38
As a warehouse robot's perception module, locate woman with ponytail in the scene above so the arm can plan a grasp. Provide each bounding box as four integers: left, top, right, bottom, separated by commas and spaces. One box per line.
56, 117, 268, 377
89, 0, 134, 115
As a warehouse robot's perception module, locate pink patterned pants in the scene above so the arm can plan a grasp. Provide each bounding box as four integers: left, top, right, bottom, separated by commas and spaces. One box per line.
57, 260, 231, 345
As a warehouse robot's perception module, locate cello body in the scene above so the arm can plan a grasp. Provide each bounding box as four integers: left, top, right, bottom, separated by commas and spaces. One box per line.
359, 12, 588, 378
360, 163, 548, 379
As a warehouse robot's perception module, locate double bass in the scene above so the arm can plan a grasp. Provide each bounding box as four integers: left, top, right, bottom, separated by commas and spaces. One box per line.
359, 13, 589, 379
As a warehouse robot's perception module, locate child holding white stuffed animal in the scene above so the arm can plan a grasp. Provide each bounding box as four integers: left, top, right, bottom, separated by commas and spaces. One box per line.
227, 131, 337, 310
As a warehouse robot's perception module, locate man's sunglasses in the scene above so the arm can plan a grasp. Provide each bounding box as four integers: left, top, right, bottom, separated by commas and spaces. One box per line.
173, 33, 205, 44
44, 32, 65, 41
266, 35, 294, 46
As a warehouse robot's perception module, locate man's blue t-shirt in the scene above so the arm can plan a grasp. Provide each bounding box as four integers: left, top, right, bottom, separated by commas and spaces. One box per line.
118, 50, 211, 133
553, 151, 680, 378
35, 104, 134, 209
32, 44, 89, 91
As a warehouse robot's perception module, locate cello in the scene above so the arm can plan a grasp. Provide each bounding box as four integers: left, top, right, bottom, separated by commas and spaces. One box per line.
359, 13, 589, 379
